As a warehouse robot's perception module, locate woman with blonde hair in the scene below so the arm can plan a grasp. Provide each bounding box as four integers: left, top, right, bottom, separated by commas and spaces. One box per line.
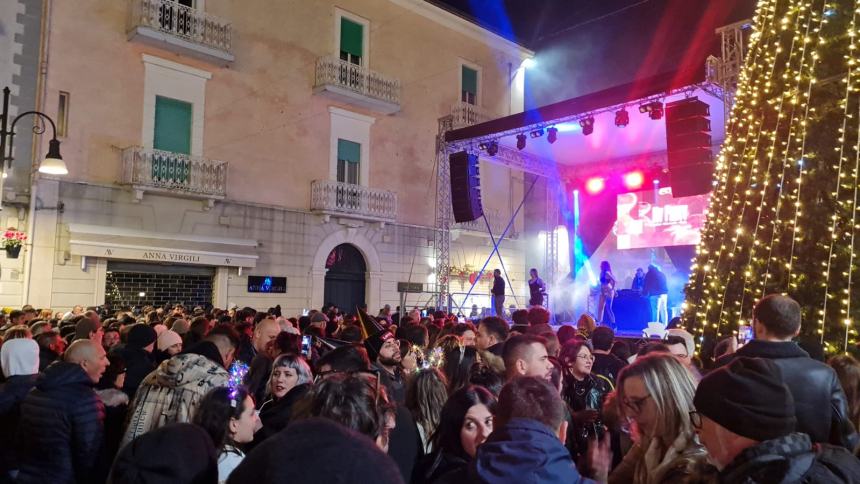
609, 353, 706, 484
576, 313, 596, 339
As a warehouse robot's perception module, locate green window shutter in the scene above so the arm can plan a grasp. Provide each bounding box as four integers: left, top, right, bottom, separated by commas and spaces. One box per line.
153, 96, 192, 154
462, 66, 478, 96
337, 139, 361, 164
340, 18, 363, 58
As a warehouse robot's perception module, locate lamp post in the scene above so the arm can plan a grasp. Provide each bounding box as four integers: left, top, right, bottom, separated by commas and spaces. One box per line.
0, 86, 67, 209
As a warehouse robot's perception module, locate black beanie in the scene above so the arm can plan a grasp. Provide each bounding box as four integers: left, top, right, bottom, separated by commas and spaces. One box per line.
227, 418, 403, 484
127, 323, 157, 349
694, 357, 796, 442
110, 423, 217, 483
364, 330, 394, 361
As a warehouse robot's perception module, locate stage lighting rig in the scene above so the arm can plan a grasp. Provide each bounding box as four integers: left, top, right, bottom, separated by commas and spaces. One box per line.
529, 129, 544, 138
579, 117, 595, 136
547, 127, 558, 144
585, 177, 605, 194
639, 101, 664, 120
615, 109, 629, 127
486, 140, 499, 156
623, 170, 645, 190
516, 133, 527, 150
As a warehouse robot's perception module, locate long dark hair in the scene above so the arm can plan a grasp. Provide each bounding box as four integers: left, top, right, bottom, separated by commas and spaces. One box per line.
193, 386, 251, 450
429, 385, 497, 460
442, 345, 478, 393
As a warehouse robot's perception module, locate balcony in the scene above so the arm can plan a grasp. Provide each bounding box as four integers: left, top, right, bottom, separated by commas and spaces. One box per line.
121, 147, 228, 208
451, 101, 496, 129
128, 0, 234, 66
311, 180, 397, 224
313, 56, 401, 114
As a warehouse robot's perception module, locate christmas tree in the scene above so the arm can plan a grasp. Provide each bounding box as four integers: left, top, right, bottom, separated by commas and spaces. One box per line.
684, 0, 860, 354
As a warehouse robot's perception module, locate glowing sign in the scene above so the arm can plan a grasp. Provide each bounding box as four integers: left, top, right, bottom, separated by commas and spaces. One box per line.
247, 276, 287, 293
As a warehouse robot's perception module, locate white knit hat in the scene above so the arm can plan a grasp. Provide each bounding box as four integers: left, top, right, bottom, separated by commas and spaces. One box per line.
1, 338, 39, 377
157, 329, 183, 352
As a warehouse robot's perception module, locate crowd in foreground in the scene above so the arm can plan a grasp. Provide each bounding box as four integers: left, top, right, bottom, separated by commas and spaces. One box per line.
1, 294, 860, 483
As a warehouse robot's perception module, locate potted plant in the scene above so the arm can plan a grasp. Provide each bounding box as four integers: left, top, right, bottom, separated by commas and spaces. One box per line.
2, 228, 27, 259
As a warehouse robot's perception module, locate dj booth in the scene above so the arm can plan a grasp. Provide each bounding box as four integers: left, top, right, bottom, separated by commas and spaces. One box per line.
612, 290, 652, 337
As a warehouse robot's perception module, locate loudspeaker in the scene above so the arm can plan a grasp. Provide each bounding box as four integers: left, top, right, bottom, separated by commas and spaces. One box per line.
666, 97, 713, 198
449, 151, 484, 223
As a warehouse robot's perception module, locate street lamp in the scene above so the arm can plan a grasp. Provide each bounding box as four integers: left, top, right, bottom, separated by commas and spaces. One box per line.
0, 86, 68, 179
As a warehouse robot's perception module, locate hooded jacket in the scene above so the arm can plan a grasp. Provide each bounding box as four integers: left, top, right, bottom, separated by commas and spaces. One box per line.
716, 340, 859, 450
15, 362, 105, 484
471, 418, 595, 484
121, 344, 228, 448
0, 373, 37, 477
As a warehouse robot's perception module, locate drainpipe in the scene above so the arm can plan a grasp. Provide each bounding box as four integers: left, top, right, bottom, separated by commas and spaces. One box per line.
22, 0, 53, 305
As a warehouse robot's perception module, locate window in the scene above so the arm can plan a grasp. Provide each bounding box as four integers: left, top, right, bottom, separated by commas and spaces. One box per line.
339, 18, 363, 66
337, 139, 360, 185
461, 66, 478, 105
159, 0, 195, 34
57, 91, 70, 138
153, 95, 192, 184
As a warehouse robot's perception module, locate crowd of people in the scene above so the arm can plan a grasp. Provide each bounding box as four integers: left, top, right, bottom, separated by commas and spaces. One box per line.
1, 294, 860, 483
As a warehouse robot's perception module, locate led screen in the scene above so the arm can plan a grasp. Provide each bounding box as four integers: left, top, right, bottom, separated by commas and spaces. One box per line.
616, 187, 709, 249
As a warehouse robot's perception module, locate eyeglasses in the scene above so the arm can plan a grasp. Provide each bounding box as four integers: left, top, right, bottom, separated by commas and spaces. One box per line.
622, 394, 651, 415
576, 354, 595, 361
689, 410, 702, 430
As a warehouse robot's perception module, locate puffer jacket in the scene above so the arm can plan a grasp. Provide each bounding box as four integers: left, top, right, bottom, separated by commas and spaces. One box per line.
717, 340, 859, 450
121, 348, 228, 448
0, 373, 37, 478
15, 362, 105, 484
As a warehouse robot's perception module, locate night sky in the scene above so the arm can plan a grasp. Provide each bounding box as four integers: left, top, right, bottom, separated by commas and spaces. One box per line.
430, 0, 757, 106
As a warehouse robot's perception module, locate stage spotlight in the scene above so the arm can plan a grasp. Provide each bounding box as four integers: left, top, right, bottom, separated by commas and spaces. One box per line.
547, 127, 558, 144
579, 117, 594, 136
648, 102, 664, 120
585, 176, 605, 194
486, 141, 499, 156
638, 103, 650, 114
478, 142, 489, 151
529, 129, 544, 138
615, 109, 629, 127
623, 170, 645, 190
516, 134, 527, 150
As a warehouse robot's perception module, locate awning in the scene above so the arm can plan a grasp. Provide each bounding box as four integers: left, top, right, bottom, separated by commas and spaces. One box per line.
68, 224, 258, 268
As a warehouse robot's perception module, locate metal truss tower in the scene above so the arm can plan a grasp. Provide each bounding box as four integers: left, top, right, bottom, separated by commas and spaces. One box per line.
434, 115, 453, 310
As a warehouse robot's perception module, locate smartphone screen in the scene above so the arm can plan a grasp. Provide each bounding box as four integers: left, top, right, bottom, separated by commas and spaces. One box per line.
301, 335, 312, 357
738, 324, 752, 344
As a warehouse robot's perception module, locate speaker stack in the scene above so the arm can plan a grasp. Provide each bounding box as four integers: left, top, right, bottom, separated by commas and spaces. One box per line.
665, 97, 714, 198
449, 151, 484, 223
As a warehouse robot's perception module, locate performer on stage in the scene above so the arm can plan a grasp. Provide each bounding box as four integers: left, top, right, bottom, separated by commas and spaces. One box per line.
491, 268, 505, 318
597, 261, 616, 325
631, 267, 645, 293
643, 263, 668, 324
528, 268, 547, 307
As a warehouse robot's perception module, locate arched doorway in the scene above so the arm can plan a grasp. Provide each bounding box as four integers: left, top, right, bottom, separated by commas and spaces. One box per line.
324, 243, 366, 315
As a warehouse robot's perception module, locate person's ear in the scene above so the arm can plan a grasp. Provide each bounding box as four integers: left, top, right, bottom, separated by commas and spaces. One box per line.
556, 420, 568, 444
228, 417, 239, 436
516, 359, 527, 375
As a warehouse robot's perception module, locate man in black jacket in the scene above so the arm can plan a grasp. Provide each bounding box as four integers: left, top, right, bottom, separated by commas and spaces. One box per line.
716, 294, 858, 450
642, 264, 668, 324
695, 357, 860, 483
491, 269, 505, 319
16, 339, 109, 483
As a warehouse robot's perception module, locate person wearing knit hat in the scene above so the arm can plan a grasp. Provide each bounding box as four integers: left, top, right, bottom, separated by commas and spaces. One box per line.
114, 324, 157, 400
693, 357, 860, 482
364, 330, 405, 406
110, 423, 218, 484
0, 338, 40, 477
158, 329, 183, 356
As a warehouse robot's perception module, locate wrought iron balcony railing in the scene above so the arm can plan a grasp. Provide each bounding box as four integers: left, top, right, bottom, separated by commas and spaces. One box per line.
451, 101, 496, 129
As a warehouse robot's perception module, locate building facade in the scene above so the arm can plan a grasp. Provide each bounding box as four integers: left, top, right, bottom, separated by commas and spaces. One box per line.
0, 0, 534, 315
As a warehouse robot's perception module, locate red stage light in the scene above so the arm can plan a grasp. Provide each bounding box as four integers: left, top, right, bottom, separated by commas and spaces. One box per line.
585, 177, 605, 194
624, 171, 645, 190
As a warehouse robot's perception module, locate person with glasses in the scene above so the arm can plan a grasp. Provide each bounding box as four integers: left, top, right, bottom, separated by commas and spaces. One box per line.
693, 357, 860, 483
559, 341, 612, 464
610, 353, 706, 484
